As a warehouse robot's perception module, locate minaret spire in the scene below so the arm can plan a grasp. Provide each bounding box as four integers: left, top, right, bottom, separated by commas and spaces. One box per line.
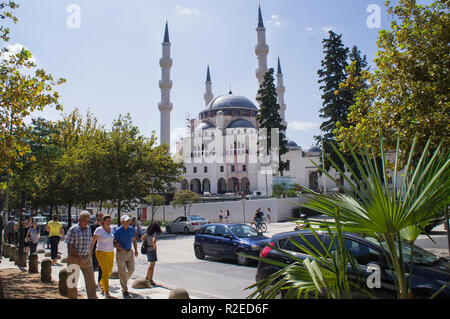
204, 65, 214, 106
276, 57, 287, 129
158, 21, 173, 148
255, 4, 269, 97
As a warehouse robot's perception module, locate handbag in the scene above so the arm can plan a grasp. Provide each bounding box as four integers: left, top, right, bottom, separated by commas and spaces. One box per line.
141, 237, 148, 255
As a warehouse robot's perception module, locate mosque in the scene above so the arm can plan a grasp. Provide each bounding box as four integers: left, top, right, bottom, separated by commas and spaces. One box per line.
157, 5, 342, 196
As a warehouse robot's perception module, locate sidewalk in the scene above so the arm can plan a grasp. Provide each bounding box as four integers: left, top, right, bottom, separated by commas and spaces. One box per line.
0, 246, 174, 299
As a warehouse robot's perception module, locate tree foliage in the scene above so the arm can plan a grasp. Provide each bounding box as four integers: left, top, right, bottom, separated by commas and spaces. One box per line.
336, 0, 450, 166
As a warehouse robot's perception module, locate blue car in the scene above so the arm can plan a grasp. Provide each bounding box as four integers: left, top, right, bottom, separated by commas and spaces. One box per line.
194, 223, 270, 266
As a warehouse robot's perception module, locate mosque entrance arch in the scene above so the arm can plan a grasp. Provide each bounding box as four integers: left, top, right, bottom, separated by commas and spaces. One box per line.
202, 179, 211, 194
190, 179, 202, 194
217, 178, 227, 194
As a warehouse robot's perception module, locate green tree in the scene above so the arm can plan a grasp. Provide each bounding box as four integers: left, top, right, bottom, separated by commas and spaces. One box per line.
143, 193, 165, 222
172, 190, 200, 217
337, 0, 450, 166
256, 68, 288, 176
0, 2, 65, 215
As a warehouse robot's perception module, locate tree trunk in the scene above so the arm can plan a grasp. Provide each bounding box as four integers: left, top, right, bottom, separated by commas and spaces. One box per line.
117, 199, 122, 226
67, 200, 73, 228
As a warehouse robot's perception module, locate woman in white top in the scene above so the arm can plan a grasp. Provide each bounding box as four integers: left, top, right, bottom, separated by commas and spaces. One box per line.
90, 214, 115, 298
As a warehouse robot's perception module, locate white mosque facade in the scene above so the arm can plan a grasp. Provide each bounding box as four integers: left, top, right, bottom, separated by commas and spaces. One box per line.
159, 5, 343, 196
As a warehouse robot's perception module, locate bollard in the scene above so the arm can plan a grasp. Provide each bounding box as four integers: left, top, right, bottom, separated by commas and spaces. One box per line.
58, 268, 68, 297
9, 245, 16, 262
2, 244, 9, 258
66, 266, 78, 299
41, 258, 52, 283
168, 288, 190, 299
29, 253, 39, 273
17, 251, 27, 267
132, 278, 150, 289
109, 270, 119, 279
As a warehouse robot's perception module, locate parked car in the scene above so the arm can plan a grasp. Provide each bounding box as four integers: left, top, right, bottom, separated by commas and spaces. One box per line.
256, 230, 450, 299
166, 215, 209, 235
194, 223, 270, 266
424, 216, 448, 234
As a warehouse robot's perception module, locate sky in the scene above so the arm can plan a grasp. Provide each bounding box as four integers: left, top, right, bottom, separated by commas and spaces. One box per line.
4, 0, 425, 152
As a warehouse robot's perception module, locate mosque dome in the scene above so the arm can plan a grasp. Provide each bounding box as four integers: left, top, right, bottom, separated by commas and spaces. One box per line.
227, 119, 256, 129
304, 145, 322, 153
207, 93, 258, 110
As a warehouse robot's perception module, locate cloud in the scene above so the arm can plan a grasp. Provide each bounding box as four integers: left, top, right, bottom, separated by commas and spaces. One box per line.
175, 5, 200, 16
1, 43, 36, 63
289, 121, 319, 132
306, 27, 314, 31
267, 14, 285, 27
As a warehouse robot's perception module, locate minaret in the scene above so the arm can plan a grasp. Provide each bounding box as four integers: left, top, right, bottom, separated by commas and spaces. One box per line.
255, 4, 269, 89
276, 57, 287, 128
204, 65, 214, 106
158, 21, 173, 147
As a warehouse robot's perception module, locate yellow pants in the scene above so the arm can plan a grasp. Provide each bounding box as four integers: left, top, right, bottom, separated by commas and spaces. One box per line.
95, 250, 114, 293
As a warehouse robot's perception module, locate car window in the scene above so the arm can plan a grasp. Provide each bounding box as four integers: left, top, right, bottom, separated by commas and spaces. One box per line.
203, 225, 215, 235
174, 217, 182, 222
281, 234, 327, 255
330, 237, 380, 265
229, 225, 259, 238
189, 216, 205, 221
215, 225, 231, 237
180, 217, 188, 222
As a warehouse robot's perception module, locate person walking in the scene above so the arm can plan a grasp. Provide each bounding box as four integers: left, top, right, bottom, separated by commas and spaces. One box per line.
90, 214, 115, 299
266, 208, 272, 225
114, 215, 138, 298
218, 210, 224, 223
136, 217, 142, 241
225, 210, 230, 223
65, 211, 98, 299
27, 219, 40, 254
6, 217, 15, 245
46, 215, 64, 265
90, 212, 103, 287
141, 223, 162, 287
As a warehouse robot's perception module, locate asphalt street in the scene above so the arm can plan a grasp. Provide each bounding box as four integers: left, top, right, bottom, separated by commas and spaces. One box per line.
6, 219, 447, 299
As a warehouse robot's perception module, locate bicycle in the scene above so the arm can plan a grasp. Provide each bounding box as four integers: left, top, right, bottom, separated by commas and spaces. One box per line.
252, 218, 267, 233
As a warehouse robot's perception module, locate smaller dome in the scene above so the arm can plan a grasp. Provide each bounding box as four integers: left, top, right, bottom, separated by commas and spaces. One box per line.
305, 145, 321, 153
195, 122, 215, 130
227, 119, 255, 129
287, 140, 299, 147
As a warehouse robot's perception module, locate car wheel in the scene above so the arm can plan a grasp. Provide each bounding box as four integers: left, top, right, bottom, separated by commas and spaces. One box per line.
236, 249, 249, 266
194, 245, 205, 260
166, 226, 172, 234
184, 227, 190, 235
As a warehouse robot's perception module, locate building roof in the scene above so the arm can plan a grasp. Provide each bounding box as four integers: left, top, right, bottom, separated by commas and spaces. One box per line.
227, 119, 256, 129
258, 5, 264, 28
207, 93, 258, 110
195, 122, 216, 130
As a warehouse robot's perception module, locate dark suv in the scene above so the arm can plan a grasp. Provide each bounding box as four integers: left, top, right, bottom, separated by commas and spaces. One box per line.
256, 230, 450, 299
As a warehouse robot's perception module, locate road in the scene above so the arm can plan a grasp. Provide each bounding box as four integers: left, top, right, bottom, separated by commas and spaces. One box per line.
41, 219, 449, 299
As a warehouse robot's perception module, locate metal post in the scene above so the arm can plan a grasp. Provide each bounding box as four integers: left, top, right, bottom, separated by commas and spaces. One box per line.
321, 130, 327, 194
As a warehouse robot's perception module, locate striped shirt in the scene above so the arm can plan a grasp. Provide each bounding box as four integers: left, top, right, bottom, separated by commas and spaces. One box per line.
65, 223, 92, 256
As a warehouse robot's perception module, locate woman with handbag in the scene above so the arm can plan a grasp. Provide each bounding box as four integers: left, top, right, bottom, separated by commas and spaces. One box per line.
141, 223, 162, 287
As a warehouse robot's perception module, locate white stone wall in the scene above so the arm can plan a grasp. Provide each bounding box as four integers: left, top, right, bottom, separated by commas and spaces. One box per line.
143, 197, 305, 224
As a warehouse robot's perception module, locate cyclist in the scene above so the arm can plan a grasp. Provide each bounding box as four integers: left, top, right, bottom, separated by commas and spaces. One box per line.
252, 209, 264, 228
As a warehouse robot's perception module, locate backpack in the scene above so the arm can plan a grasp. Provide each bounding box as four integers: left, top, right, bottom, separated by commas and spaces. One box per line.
141, 236, 148, 255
